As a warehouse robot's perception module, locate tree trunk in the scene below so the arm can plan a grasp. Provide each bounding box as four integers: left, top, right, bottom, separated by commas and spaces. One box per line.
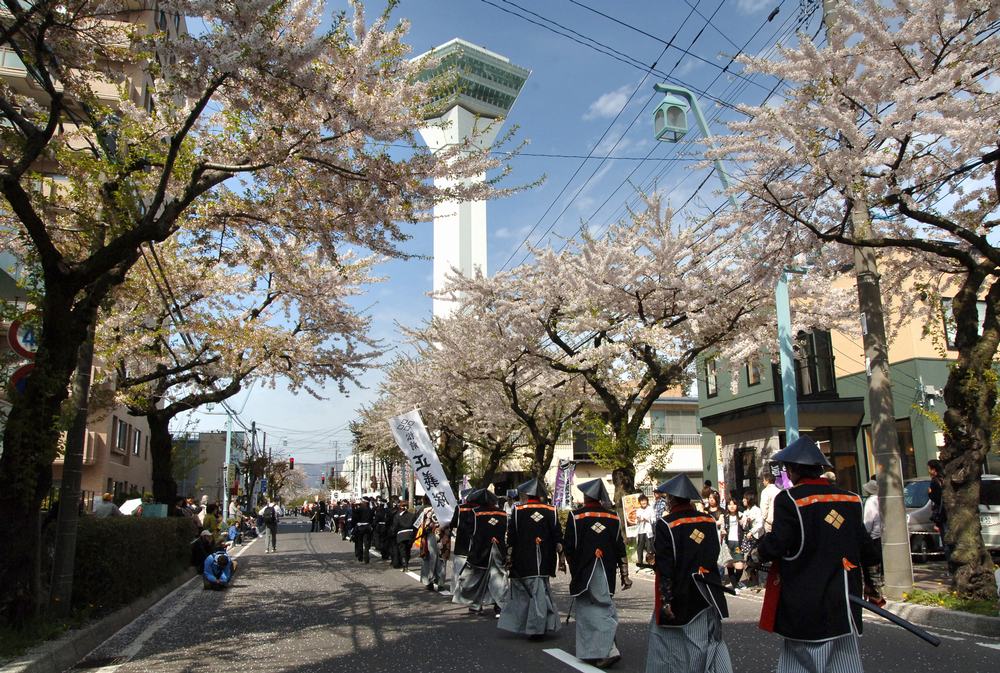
47, 310, 99, 617
938, 279, 999, 600
147, 412, 178, 506
0, 290, 88, 624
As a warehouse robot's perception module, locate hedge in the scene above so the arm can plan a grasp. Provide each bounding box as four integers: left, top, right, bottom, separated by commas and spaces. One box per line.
70, 516, 199, 613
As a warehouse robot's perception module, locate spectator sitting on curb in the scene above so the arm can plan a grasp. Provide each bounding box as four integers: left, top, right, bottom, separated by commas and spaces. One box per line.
203, 549, 237, 590
191, 529, 215, 569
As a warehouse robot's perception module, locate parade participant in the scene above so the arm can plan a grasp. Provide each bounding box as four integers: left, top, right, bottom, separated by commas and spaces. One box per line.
450, 489, 477, 600
203, 549, 237, 590
753, 435, 877, 673
318, 498, 329, 532
353, 497, 375, 563
454, 489, 508, 617
331, 501, 343, 534
342, 500, 354, 541
563, 478, 630, 669
389, 500, 417, 570
646, 476, 733, 673
498, 478, 562, 639
373, 499, 389, 560
418, 495, 450, 591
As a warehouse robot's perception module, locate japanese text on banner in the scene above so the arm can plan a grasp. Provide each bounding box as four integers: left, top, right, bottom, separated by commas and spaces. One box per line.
387, 409, 457, 524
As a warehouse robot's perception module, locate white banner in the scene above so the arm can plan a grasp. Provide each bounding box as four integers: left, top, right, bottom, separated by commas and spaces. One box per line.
388, 409, 457, 524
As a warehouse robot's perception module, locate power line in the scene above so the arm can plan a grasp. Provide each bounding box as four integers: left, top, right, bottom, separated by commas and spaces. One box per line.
498, 1, 719, 271
477, 0, 743, 112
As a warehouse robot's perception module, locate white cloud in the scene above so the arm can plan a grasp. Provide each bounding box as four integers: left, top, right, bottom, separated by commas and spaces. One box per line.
583, 84, 634, 121
737, 0, 772, 13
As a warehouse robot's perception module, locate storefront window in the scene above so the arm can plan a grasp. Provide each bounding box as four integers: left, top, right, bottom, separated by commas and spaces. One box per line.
863, 419, 918, 480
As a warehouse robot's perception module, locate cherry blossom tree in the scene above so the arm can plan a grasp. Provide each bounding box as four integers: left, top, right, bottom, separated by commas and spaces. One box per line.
710, 0, 999, 598
351, 398, 405, 497
96, 230, 380, 506
380, 352, 529, 487
449, 193, 850, 503
0, 0, 519, 621
413, 300, 590, 483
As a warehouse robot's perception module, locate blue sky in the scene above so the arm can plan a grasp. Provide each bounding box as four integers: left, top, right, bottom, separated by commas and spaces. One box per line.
181, 0, 819, 462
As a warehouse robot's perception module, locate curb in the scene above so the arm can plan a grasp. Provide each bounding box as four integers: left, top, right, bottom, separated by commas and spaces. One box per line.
885, 599, 1000, 638
1, 569, 198, 673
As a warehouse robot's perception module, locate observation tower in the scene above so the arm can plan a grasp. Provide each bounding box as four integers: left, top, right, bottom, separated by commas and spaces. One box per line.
414, 38, 529, 318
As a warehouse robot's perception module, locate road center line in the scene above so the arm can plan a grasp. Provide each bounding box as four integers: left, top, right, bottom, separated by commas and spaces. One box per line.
543, 648, 608, 673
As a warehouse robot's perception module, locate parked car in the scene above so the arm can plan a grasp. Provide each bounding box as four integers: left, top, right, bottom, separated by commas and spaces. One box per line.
904, 474, 1000, 561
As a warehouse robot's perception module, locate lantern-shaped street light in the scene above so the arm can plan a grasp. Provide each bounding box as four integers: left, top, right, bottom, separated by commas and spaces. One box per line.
653, 92, 690, 142
652, 82, 801, 444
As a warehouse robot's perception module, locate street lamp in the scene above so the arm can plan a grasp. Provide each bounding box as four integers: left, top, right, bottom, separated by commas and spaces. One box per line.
652, 83, 801, 441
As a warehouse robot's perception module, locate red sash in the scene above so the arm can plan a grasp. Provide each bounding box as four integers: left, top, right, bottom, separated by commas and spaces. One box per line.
759, 560, 781, 632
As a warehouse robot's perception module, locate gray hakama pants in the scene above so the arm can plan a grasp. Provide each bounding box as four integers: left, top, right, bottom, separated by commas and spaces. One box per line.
453, 543, 508, 610
778, 634, 863, 673
498, 576, 561, 636
420, 534, 446, 588
450, 554, 467, 594
645, 608, 733, 673
573, 563, 620, 661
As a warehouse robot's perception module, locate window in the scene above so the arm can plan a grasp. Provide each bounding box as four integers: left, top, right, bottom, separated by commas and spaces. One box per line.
705, 358, 718, 398
793, 330, 836, 397
863, 419, 917, 481
115, 418, 129, 453
133, 429, 142, 456
746, 359, 762, 386
941, 297, 987, 349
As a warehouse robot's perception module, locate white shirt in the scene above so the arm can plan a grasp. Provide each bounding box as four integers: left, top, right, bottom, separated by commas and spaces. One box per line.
635, 504, 655, 536
742, 505, 763, 537
864, 495, 882, 539
759, 483, 781, 533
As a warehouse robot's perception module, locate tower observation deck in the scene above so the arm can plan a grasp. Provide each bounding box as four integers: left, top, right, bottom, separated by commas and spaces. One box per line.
413, 39, 529, 318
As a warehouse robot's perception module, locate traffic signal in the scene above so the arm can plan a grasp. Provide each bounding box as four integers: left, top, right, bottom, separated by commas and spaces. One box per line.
289, 457, 294, 470
321, 475, 325, 484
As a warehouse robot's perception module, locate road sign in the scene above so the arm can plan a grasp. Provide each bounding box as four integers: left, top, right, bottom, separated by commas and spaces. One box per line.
7, 315, 39, 360
10, 362, 34, 394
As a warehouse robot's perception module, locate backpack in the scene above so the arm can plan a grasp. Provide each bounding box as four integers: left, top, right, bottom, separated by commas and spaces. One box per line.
263, 506, 276, 525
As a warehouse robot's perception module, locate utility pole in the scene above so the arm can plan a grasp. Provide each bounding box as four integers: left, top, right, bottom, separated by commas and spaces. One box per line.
222, 411, 233, 519
823, 0, 912, 598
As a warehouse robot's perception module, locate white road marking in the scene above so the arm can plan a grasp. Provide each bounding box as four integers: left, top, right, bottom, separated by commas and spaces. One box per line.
406, 571, 421, 581
79, 538, 258, 673
544, 648, 608, 673
976, 642, 1000, 651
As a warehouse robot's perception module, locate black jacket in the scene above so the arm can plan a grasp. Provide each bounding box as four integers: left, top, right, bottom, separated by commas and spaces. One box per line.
451, 504, 477, 557
653, 505, 728, 626
390, 509, 417, 540
563, 502, 626, 596
757, 479, 878, 641
507, 500, 561, 578
353, 504, 374, 527
467, 508, 507, 569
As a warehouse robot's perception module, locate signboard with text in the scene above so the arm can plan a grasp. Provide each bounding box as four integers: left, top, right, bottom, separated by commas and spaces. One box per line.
388, 409, 456, 524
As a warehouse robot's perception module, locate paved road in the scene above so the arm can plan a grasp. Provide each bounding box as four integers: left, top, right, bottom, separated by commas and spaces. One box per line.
69, 516, 999, 673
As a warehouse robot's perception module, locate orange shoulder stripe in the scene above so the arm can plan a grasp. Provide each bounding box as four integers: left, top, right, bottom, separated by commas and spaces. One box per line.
668, 516, 717, 528
573, 511, 619, 521
793, 493, 861, 507
475, 510, 507, 517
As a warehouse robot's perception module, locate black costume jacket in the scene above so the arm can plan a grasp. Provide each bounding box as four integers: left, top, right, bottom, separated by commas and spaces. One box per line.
653, 504, 729, 626
563, 502, 626, 596
467, 508, 507, 569
451, 504, 477, 557
390, 509, 417, 541
353, 504, 374, 528
757, 478, 877, 641
507, 499, 561, 578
